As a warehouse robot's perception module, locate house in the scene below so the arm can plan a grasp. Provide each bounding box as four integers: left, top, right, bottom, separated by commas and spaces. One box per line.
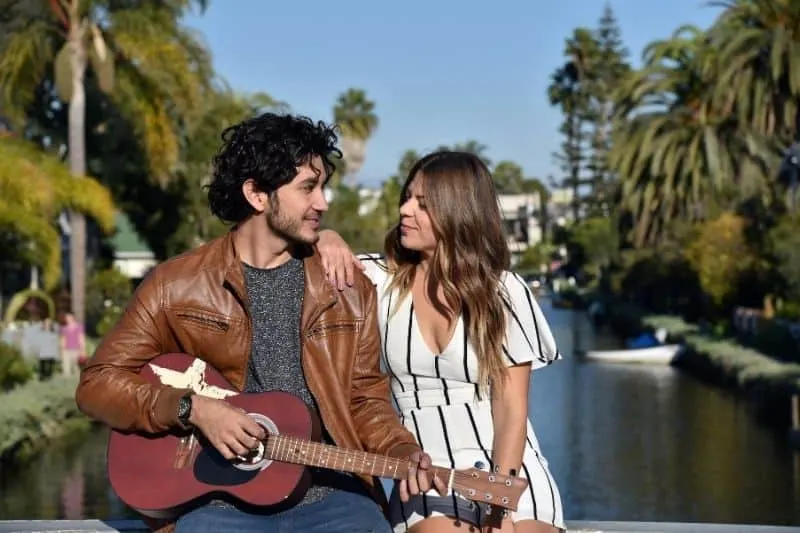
497, 193, 545, 262
111, 213, 156, 282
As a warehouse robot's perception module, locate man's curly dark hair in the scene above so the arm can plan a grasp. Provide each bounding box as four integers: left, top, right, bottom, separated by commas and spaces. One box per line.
207, 113, 341, 223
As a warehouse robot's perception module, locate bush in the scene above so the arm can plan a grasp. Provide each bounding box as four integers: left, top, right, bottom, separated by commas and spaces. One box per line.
611, 249, 703, 319
685, 212, 756, 311
86, 267, 133, 337
641, 315, 800, 390
0, 375, 87, 463
0, 341, 34, 391
768, 215, 800, 301
747, 320, 800, 364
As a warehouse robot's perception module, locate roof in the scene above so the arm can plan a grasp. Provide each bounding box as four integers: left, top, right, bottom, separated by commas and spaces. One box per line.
111, 212, 153, 255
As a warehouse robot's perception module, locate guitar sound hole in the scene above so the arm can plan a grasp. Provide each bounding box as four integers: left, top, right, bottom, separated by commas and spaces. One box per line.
232, 413, 279, 472
236, 441, 266, 465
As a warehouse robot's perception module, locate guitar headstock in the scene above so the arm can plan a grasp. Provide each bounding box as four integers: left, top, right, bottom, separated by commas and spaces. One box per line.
451, 467, 528, 511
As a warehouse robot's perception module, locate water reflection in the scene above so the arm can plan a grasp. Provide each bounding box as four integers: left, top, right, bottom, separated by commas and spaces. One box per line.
0, 428, 133, 520
0, 301, 798, 525
532, 301, 800, 525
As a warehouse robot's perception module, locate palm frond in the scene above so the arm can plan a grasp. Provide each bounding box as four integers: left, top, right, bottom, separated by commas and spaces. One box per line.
0, 19, 56, 125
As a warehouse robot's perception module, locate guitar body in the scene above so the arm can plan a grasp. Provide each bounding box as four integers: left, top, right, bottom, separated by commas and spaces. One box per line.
108, 353, 530, 520
107, 353, 319, 519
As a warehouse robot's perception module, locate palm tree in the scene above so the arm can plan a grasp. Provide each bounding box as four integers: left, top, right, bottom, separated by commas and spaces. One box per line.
493, 161, 526, 193
333, 88, 378, 184
709, 0, 800, 141
0, 0, 212, 323
548, 27, 598, 221
0, 137, 115, 290
610, 25, 776, 247
171, 84, 285, 249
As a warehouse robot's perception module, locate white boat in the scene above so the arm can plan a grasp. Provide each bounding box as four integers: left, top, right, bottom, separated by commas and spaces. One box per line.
581, 344, 682, 365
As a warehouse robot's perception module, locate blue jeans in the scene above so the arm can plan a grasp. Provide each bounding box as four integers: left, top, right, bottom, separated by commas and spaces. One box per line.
174, 490, 392, 533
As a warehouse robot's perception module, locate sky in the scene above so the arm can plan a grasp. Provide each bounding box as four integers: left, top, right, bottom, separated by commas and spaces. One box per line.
184, 0, 721, 188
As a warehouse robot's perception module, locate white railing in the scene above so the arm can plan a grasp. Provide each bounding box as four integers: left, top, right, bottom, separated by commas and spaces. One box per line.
0, 520, 798, 533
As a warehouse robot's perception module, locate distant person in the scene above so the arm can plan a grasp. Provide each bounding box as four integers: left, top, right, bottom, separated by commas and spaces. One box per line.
318, 150, 565, 532
60, 312, 85, 377
37, 318, 60, 380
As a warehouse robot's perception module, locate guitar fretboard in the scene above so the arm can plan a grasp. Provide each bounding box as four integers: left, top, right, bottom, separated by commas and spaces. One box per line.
265, 435, 451, 482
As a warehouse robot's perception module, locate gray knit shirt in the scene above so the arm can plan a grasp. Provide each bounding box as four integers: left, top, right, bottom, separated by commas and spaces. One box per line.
240, 258, 361, 507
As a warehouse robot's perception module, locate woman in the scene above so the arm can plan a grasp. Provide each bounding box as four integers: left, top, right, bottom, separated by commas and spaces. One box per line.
318, 151, 564, 533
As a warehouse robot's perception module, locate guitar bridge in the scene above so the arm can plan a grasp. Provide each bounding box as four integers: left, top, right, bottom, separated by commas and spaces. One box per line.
173, 433, 198, 469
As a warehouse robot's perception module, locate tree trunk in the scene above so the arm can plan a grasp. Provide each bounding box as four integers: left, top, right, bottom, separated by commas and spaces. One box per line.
67, 6, 88, 324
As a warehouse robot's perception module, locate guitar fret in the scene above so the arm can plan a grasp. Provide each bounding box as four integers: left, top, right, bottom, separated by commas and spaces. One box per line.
267, 435, 451, 484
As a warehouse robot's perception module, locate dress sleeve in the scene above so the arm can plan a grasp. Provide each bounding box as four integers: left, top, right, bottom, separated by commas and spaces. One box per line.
356, 253, 389, 289
501, 271, 561, 370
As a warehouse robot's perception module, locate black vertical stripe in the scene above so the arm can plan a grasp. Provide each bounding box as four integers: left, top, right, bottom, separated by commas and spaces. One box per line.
407, 303, 420, 409
410, 411, 429, 516
520, 462, 538, 521
532, 448, 558, 526
526, 436, 558, 526
512, 272, 547, 362
436, 406, 462, 522
503, 298, 535, 355
381, 291, 405, 412
502, 345, 519, 366
434, 356, 450, 404
462, 326, 481, 400
464, 405, 492, 467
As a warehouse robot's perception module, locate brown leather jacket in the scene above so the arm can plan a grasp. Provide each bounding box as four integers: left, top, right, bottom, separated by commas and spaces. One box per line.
76, 231, 420, 530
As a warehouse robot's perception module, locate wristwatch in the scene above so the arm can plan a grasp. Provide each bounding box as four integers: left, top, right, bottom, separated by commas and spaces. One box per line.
177, 392, 194, 427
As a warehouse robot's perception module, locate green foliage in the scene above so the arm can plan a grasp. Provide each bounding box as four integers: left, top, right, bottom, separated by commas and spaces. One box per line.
749, 320, 800, 364
610, 246, 703, 319
767, 214, 800, 301
85, 267, 132, 338
685, 213, 756, 309
4, 288, 56, 323
0, 137, 116, 288
0, 341, 34, 391
323, 184, 385, 253
776, 300, 800, 321
566, 216, 618, 278
0, 375, 87, 463
548, 6, 631, 221
516, 243, 553, 275
333, 88, 378, 141
641, 314, 800, 390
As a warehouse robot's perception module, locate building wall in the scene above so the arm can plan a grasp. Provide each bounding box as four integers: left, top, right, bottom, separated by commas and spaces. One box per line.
113, 254, 157, 280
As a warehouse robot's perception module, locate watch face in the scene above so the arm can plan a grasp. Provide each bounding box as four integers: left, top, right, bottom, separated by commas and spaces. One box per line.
179, 396, 191, 419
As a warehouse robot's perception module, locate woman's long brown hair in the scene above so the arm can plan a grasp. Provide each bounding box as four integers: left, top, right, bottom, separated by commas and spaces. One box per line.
384, 151, 511, 392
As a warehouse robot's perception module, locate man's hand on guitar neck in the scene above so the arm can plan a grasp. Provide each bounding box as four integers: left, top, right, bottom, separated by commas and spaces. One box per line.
189, 395, 266, 459
397, 450, 447, 502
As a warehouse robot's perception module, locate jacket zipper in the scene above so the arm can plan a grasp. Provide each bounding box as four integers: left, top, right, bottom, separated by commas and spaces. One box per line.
176, 312, 230, 332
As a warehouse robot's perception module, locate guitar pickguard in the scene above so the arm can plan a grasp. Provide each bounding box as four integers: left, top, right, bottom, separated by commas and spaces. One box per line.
148, 358, 238, 469
149, 359, 238, 400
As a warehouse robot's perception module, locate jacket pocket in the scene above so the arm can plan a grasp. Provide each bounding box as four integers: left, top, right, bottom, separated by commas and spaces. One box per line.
304, 320, 359, 339
174, 309, 231, 333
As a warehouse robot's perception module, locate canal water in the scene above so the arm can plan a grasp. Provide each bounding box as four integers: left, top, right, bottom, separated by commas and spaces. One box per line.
1, 300, 798, 525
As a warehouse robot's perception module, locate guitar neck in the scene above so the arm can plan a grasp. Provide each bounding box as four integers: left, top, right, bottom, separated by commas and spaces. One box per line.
265, 435, 451, 482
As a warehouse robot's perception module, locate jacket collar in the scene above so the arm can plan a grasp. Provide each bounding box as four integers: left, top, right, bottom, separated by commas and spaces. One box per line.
219, 230, 337, 329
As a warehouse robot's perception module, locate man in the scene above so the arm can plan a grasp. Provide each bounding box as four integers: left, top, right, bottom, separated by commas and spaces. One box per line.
76, 113, 442, 533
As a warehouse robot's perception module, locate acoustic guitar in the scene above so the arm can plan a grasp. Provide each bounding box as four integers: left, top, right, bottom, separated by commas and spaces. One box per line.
107, 353, 528, 519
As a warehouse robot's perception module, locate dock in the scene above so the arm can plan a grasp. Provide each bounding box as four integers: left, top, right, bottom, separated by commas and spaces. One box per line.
0, 520, 797, 532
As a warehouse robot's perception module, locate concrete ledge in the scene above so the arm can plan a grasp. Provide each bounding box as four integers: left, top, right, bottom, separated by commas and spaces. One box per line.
0, 520, 798, 533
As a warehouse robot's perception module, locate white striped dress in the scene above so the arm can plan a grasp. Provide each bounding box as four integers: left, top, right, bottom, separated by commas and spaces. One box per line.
358, 254, 565, 531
